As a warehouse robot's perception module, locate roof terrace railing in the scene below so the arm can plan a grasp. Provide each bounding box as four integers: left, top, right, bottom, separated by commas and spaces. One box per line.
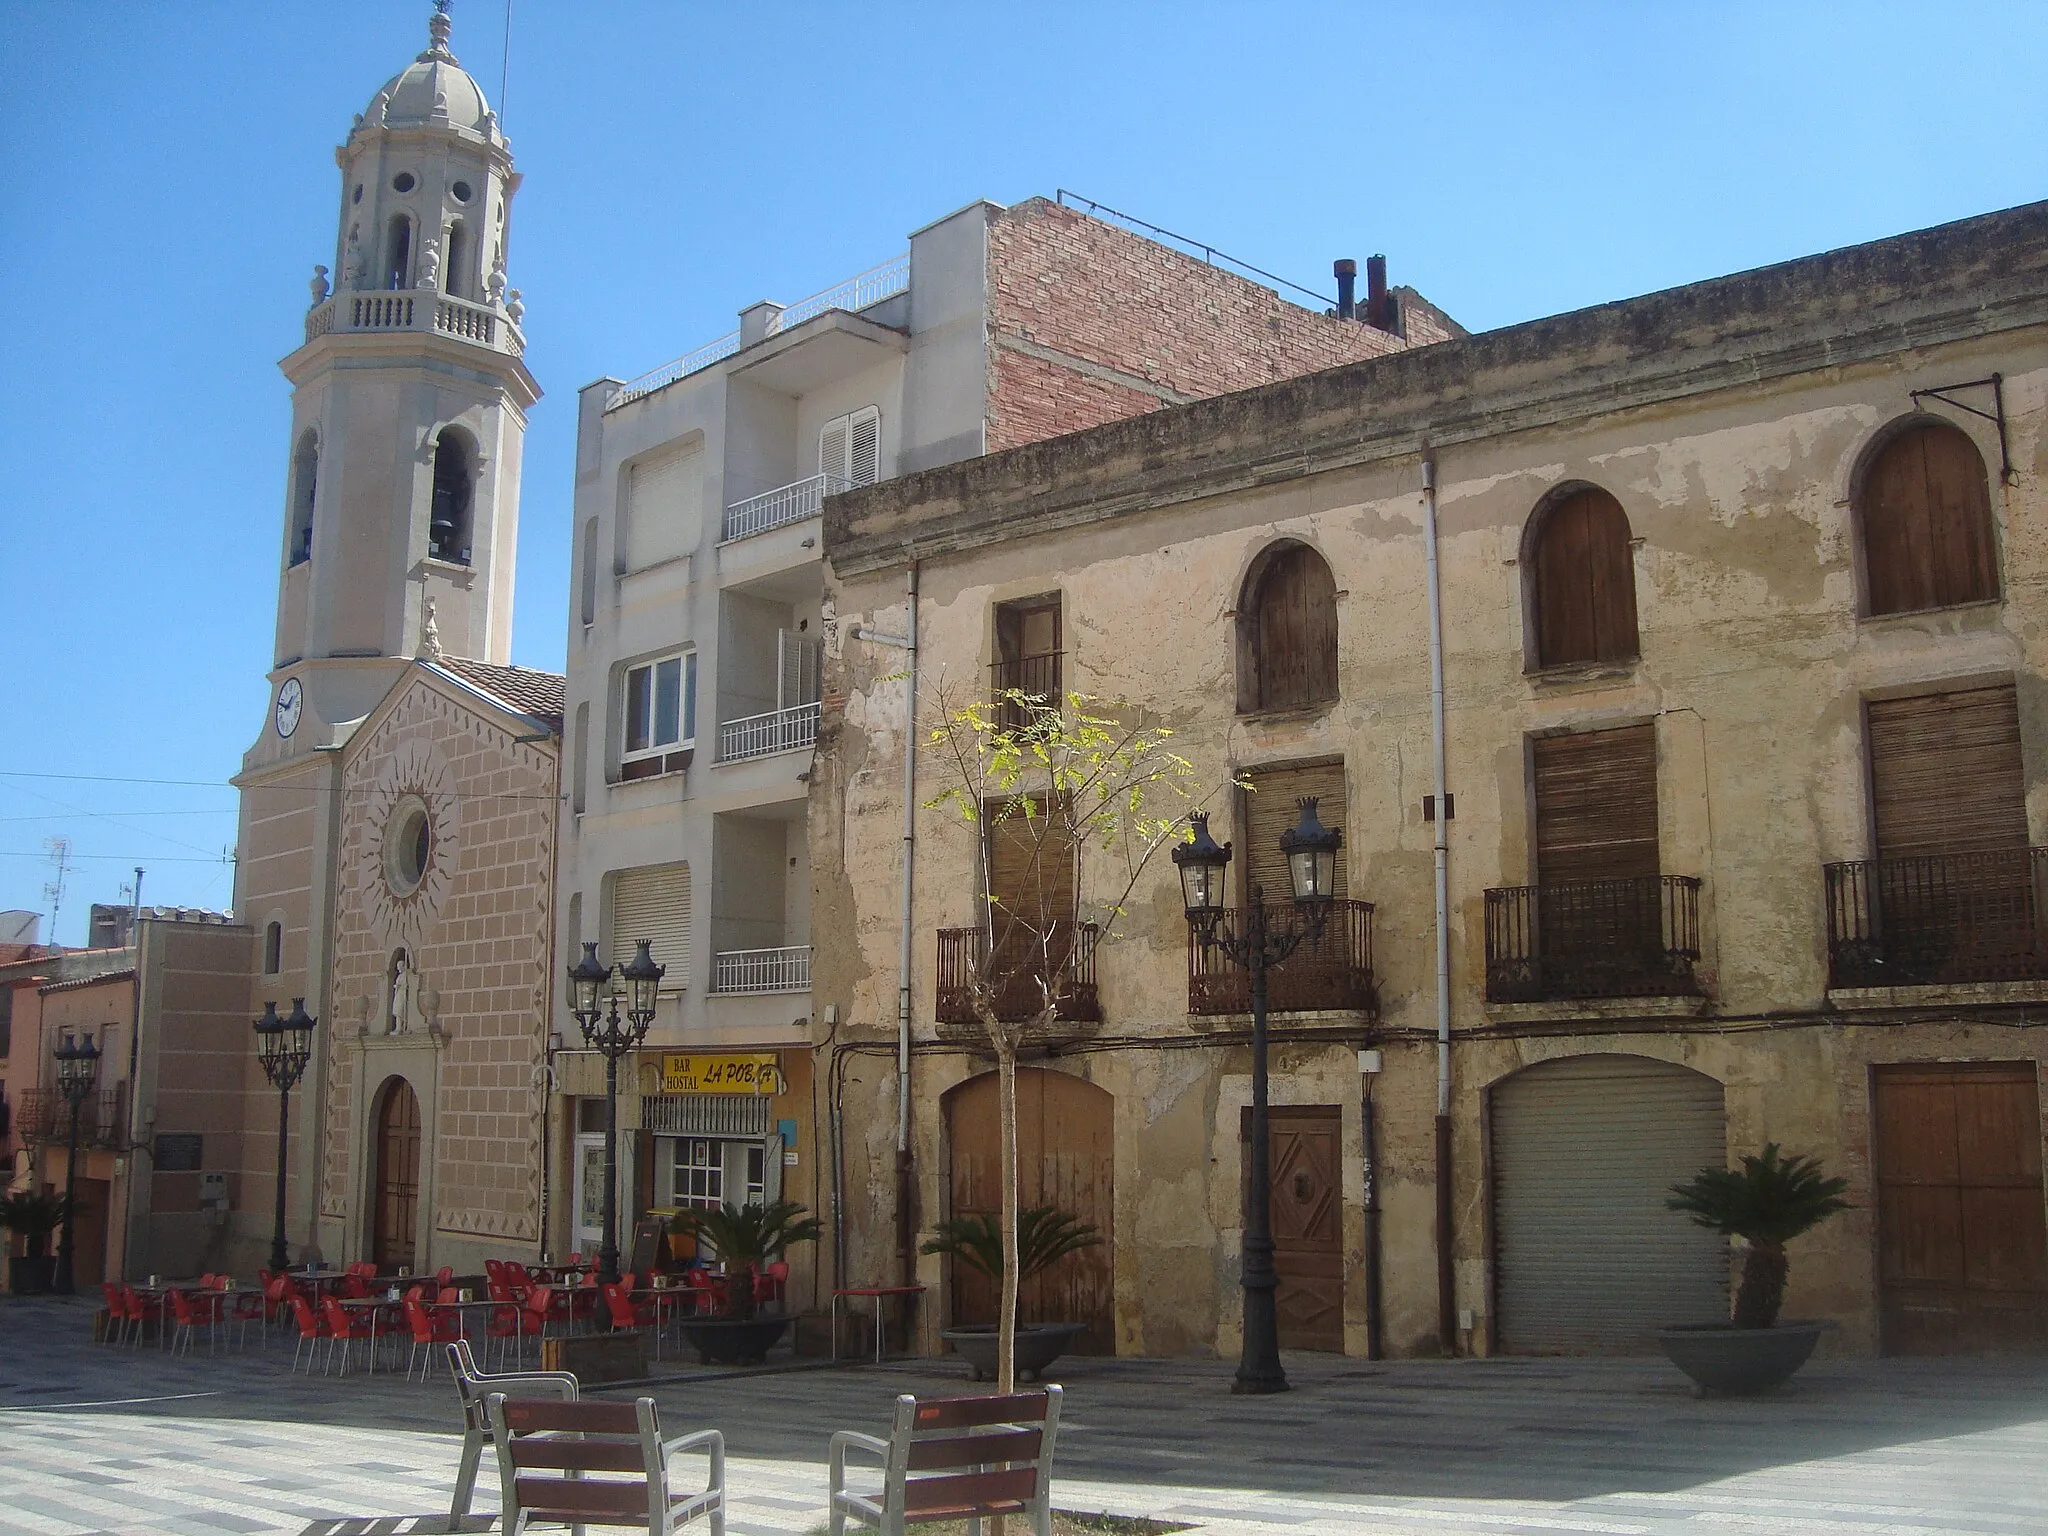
606, 254, 909, 411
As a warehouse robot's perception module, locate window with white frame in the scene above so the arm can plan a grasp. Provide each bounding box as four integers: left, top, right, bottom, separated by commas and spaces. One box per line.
622, 651, 696, 772
672, 1137, 722, 1210
819, 406, 881, 489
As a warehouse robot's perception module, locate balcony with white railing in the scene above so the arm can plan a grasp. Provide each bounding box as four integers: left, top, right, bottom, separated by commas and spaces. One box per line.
606, 254, 909, 411
718, 701, 820, 763
712, 945, 812, 995
304, 288, 527, 357
723, 473, 852, 543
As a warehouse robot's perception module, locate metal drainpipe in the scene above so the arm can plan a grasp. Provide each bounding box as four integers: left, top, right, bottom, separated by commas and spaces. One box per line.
895, 562, 920, 1291
119, 869, 143, 1281
1361, 1063, 1383, 1361
1422, 453, 1457, 1355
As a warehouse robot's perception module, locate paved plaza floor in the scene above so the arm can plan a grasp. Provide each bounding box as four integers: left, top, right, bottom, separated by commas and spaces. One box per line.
2, 1295, 2045, 1535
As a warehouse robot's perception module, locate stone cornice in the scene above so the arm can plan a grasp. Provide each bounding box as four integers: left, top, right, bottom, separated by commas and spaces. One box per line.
827, 200, 2048, 578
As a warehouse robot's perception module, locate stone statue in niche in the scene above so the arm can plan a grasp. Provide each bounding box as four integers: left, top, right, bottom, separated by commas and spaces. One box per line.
388, 950, 416, 1034
416, 238, 441, 292
343, 229, 364, 288
310, 265, 330, 306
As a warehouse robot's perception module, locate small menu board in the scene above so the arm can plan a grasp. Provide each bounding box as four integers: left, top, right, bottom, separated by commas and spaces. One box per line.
629, 1217, 667, 1276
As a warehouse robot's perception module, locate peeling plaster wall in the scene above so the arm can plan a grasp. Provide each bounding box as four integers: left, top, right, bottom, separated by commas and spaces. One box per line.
813, 203, 2048, 1360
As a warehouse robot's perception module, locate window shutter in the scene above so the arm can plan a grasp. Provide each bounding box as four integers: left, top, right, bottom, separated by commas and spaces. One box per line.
608, 863, 689, 988
1536, 488, 1638, 666
777, 629, 821, 709
1243, 761, 1347, 904
1533, 725, 1659, 884
624, 446, 699, 571
1252, 545, 1337, 710
1862, 423, 1998, 616
1868, 686, 2026, 858
849, 410, 880, 486
819, 420, 849, 482
984, 797, 1076, 930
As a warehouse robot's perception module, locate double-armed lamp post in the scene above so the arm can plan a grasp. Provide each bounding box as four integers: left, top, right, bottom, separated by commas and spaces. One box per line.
254, 999, 319, 1273
51, 1030, 103, 1295
565, 939, 664, 1285
1173, 796, 1342, 1395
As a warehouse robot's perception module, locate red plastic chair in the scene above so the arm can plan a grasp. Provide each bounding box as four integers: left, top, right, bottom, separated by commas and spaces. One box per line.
482, 1295, 533, 1370
263, 1273, 296, 1332
522, 1283, 573, 1345
212, 1276, 264, 1349
321, 1294, 377, 1375
100, 1282, 131, 1346
121, 1285, 165, 1350
602, 1281, 664, 1360
288, 1295, 329, 1373
167, 1288, 223, 1356
437, 1285, 461, 1303
754, 1260, 790, 1308
434, 1265, 455, 1289
342, 1271, 373, 1300
402, 1297, 463, 1382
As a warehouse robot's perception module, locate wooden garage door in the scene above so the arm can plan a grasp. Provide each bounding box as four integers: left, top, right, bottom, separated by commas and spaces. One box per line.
946, 1067, 1114, 1353
1493, 1054, 1727, 1353
1875, 1062, 2048, 1354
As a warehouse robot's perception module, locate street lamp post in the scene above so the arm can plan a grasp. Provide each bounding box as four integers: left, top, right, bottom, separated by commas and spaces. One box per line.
254, 999, 319, 1274
1173, 797, 1342, 1395
51, 1030, 103, 1295
566, 940, 663, 1284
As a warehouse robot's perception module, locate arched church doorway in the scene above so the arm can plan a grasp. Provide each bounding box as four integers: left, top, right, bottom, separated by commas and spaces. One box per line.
371, 1076, 422, 1272
943, 1068, 1114, 1353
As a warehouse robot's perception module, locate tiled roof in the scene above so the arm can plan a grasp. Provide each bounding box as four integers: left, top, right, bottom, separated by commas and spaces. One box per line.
433, 656, 566, 730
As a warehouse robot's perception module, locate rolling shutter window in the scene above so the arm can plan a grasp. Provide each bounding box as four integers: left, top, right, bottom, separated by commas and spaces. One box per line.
985, 796, 1075, 932
1243, 761, 1347, 905
1861, 422, 1999, 617
1493, 1054, 1729, 1354
623, 446, 700, 572
1533, 725, 1659, 885
1867, 685, 2028, 859
609, 863, 689, 988
1534, 488, 1639, 667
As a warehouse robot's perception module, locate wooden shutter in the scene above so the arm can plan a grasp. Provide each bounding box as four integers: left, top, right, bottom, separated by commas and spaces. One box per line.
624, 445, 698, 571
609, 862, 689, 986
1863, 422, 1999, 616
1535, 488, 1638, 666
777, 629, 820, 709
849, 409, 880, 486
1867, 686, 2027, 858
1533, 725, 1659, 884
985, 797, 1074, 931
1243, 761, 1347, 904
1252, 544, 1339, 710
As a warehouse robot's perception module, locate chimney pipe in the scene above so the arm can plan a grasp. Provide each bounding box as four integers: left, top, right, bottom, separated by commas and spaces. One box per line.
1333, 258, 1357, 321
1366, 254, 1389, 328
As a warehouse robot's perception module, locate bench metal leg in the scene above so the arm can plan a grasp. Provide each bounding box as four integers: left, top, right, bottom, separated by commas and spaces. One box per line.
447, 1427, 484, 1531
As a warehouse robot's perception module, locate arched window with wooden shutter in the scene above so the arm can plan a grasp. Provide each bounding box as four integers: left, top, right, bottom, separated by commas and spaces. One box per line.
1530, 486, 1639, 668
1858, 419, 1999, 617
1236, 540, 1339, 713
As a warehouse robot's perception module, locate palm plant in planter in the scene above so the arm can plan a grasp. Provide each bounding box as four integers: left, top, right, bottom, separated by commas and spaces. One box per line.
1659, 1144, 1850, 1393
0, 1190, 68, 1295
669, 1199, 821, 1364
924, 1205, 1101, 1380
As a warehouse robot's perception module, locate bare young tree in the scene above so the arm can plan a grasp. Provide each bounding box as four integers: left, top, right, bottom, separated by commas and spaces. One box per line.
925, 681, 1212, 1391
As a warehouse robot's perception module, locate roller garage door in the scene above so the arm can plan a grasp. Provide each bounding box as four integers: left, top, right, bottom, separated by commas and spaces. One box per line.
1493, 1054, 1728, 1353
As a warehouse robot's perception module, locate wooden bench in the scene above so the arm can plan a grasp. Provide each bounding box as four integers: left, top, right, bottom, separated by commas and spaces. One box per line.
443, 1338, 579, 1532
487, 1393, 725, 1536
828, 1387, 1062, 1536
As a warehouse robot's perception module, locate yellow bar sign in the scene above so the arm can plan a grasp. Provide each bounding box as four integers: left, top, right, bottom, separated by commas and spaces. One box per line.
662, 1053, 782, 1095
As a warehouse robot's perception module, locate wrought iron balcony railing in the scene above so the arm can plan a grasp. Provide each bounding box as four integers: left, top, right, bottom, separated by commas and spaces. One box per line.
1825, 847, 2048, 989
13, 1086, 126, 1148
936, 921, 1101, 1025
711, 944, 812, 995
717, 701, 819, 763
1186, 898, 1377, 1016
989, 651, 1062, 730
1485, 875, 1702, 1003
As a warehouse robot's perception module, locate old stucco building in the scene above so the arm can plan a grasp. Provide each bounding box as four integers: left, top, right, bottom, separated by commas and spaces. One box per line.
813, 201, 2048, 1360
227, 8, 562, 1276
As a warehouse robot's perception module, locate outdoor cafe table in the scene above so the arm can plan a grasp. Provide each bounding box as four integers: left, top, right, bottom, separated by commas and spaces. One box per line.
832, 1283, 926, 1365
334, 1295, 406, 1372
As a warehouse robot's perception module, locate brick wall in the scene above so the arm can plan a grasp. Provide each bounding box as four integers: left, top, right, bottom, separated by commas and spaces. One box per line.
983, 198, 1453, 453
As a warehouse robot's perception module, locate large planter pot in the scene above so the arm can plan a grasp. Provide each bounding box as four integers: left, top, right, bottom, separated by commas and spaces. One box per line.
1657, 1320, 1831, 1394
8, 1254, 54, 1295
942, 1323, 1084, 1383
677, 1314, 792, 1367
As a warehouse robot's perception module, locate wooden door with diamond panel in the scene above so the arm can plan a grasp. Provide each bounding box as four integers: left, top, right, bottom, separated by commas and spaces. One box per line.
1245, 1104, 1345, 1350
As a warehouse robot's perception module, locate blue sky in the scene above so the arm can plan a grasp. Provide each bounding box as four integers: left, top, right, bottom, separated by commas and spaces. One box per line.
1, 1, 2043, 943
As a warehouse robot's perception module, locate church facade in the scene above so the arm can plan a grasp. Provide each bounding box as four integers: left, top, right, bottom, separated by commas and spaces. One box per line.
228, 6, 559, 1276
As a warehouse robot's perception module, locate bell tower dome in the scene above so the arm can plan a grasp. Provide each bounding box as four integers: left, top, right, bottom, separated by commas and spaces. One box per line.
261, 0, 539, 767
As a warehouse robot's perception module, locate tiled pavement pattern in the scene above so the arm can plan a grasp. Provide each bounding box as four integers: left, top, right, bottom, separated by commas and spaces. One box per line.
3, 1297, 2045, 1535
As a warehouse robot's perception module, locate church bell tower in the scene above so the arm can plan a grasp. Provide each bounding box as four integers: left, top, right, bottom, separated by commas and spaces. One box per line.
260, 0, 539, 764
